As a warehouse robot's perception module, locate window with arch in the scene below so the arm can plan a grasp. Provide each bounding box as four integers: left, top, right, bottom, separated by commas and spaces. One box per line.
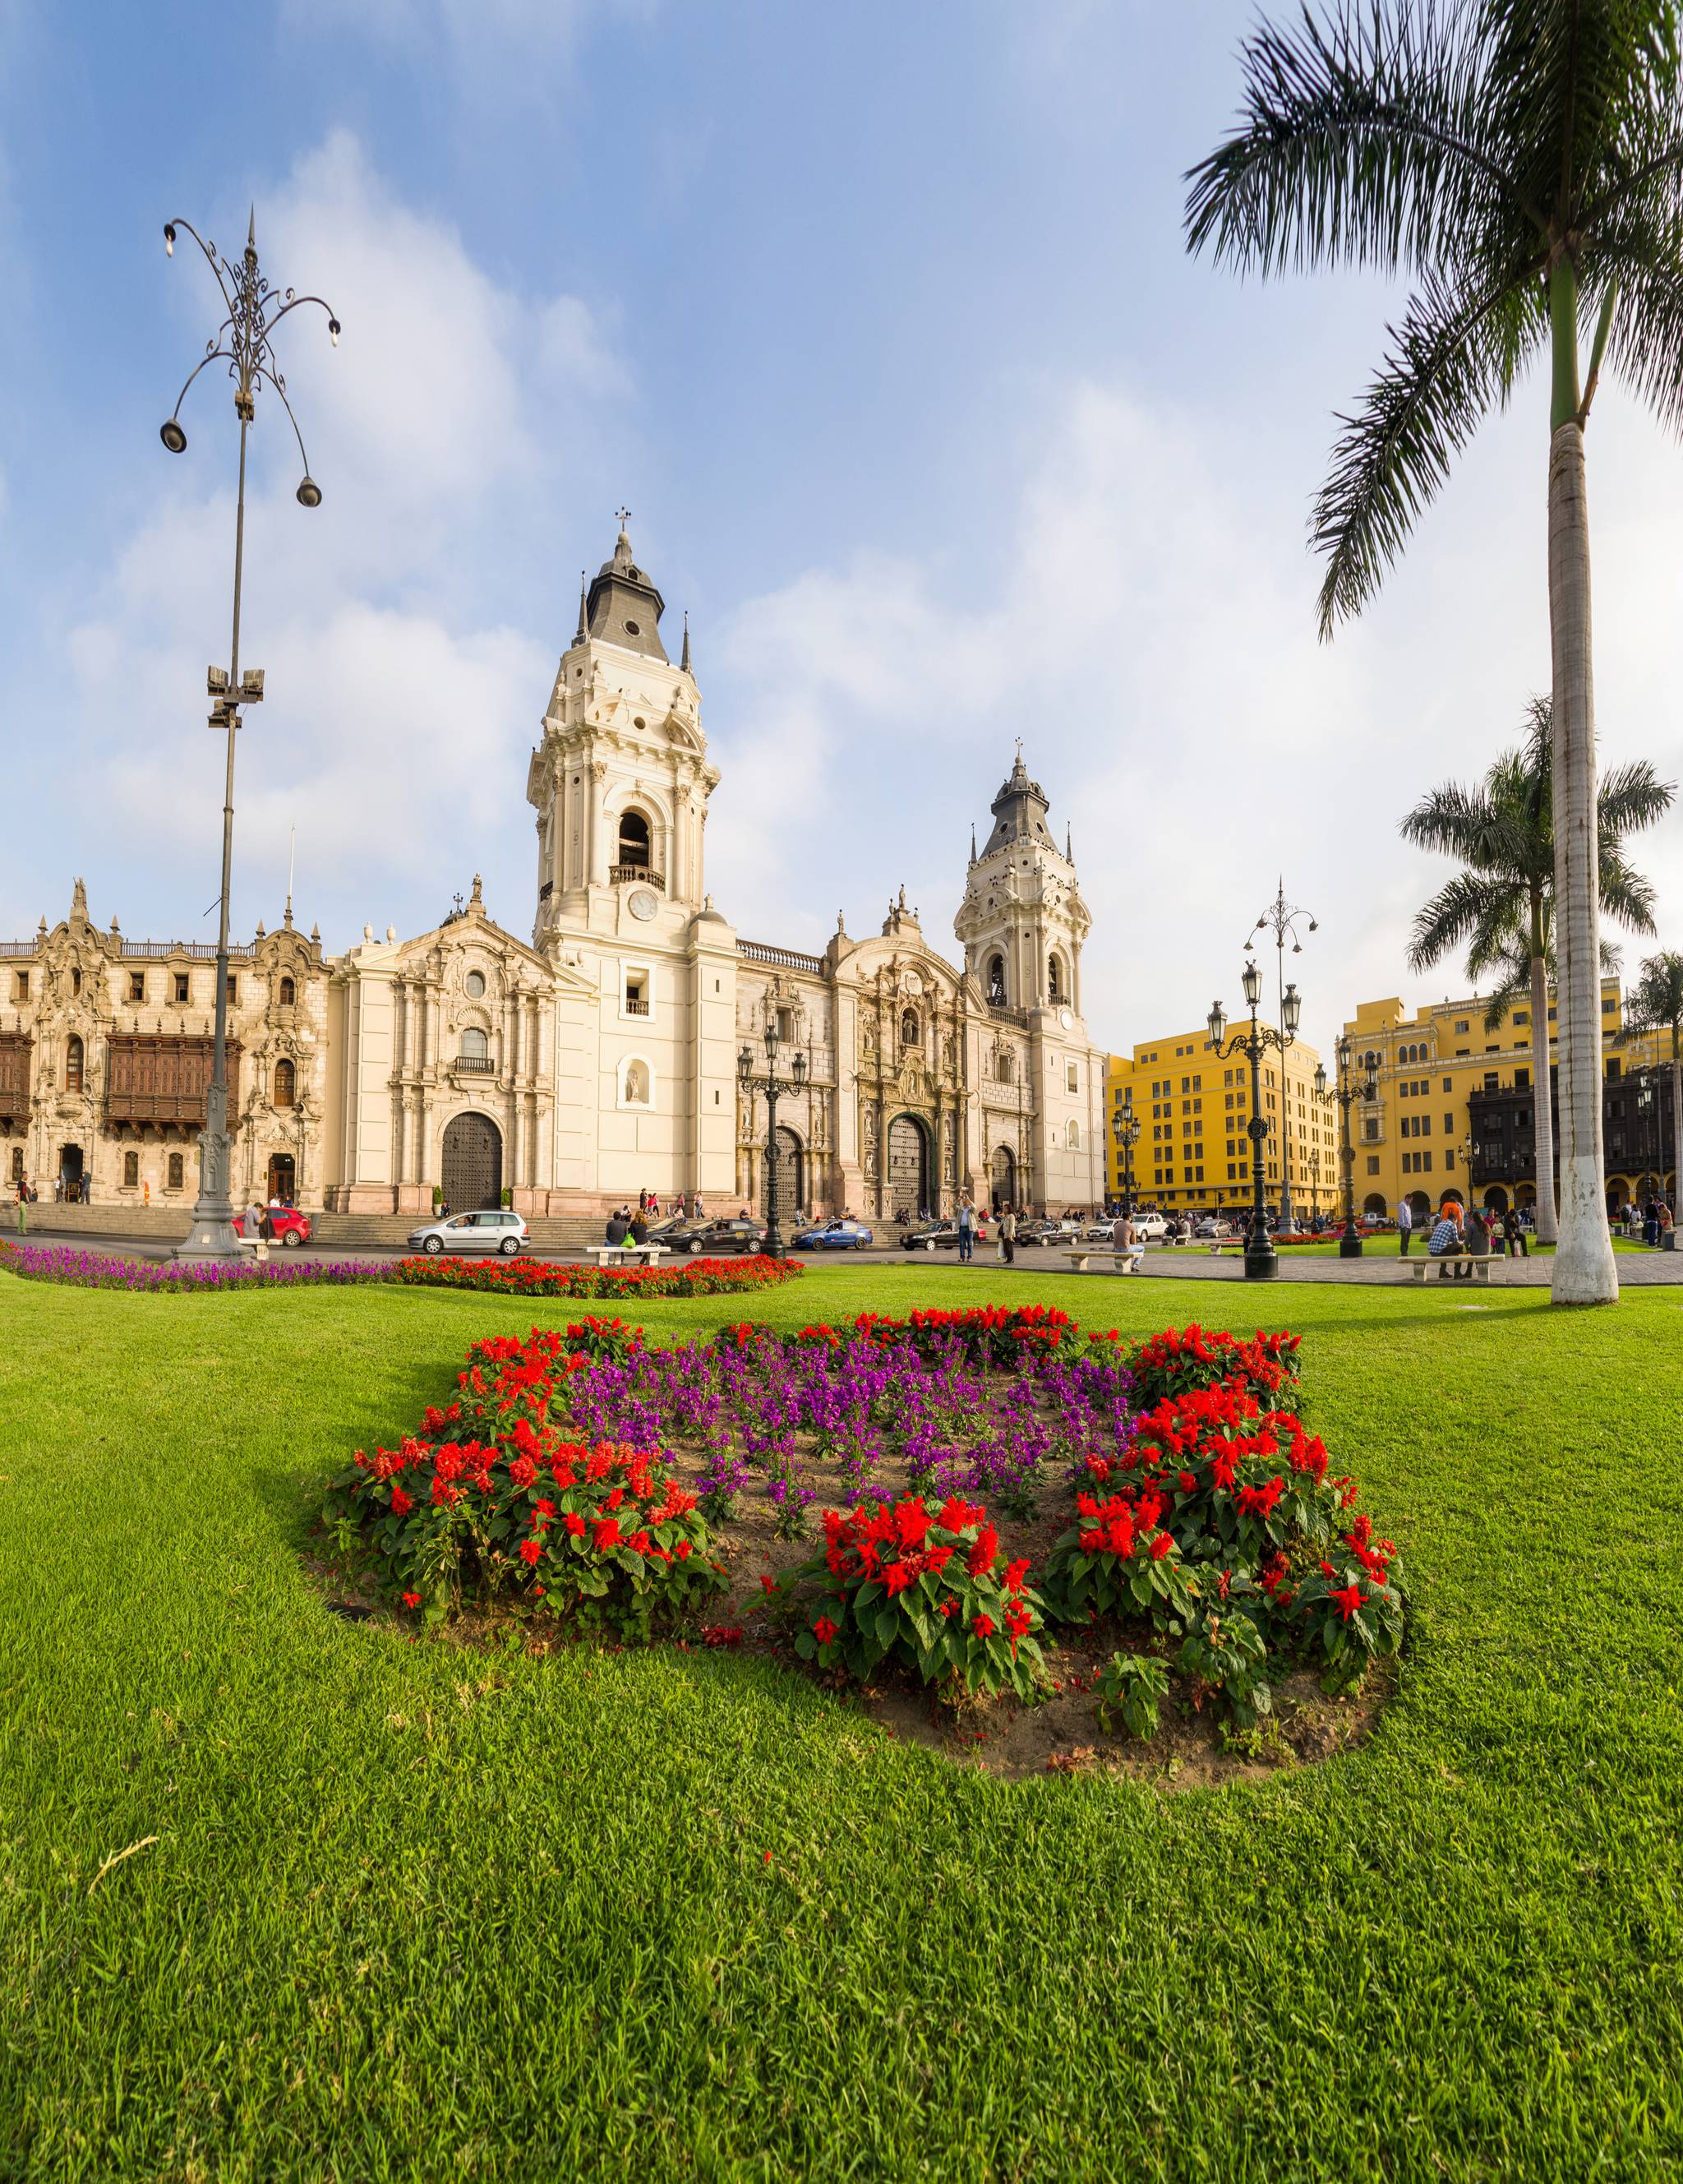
167, 1152, 184, 1191
900, 1009, 921, 1050
123, 1151, 139, 1188
273, 1058, 296, 1108
622, 1057, 652, 1106
278, 976, 296, 1007
616, 809, 652, 870
460, 1027, 489, 1064
65, 1035, 84, 1094
985, 953, 1007, 1005
1048, 954, 1063, 1002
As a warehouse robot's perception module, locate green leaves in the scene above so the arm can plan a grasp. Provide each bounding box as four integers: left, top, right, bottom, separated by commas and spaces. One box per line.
1094, 1651, 1171, 1741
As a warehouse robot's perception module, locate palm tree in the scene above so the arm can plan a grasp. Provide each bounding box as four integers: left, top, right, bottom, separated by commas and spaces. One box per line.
1401, 699, 1671, 1240
1186, 5, 1683, 1304
1621, 949, 1683, 1203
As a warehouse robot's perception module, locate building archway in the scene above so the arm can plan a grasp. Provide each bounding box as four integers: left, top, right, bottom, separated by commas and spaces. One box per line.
1482, 1184, 1509, 1213
1406, 1189, 1431, 1221
764, 1124, 805, 1220
887, 1113, 931, 1217
1362, 1191, 1387, 1216
58, 1144, 84, 1198
441, 1111, 502, 1211
267, 1152, 296, 1204
990, 1143, 1017, 1212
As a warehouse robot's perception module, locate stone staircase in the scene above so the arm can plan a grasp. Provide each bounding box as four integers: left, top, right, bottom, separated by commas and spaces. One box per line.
8, 1201, 625, 1258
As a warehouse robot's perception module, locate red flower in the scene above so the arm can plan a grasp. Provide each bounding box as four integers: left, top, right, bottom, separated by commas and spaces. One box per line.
628, 1530, 652, 1554
593, 1517, 624, 1553
971, 1613, 996, 1638
813, 1616, 839, 1646
760, 1573, 777, 1595
1330, 1582, 1364, 1622
390, 1485, 413, 1517
884, 1562, 915, 1595
401, 1591, 422, 1608
1003, 1557, 1031, 1595
519, 1537, 542, 1566
1149, 1532, 1173, 1562
564, 1512, 586, 1537
967, 1524, 998, 1577
939, 1599, 957, 1618
675, 1540, 693, 1561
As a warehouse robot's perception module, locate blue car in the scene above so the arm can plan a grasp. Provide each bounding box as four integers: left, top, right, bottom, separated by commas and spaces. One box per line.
791, 1217, 874, 1251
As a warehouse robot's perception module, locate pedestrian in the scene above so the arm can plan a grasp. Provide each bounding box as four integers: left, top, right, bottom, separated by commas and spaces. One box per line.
957, 1193, 975, 1263
1111, 1206, 1143, 1274
53, 1174, 63, 1203
1396, 1197, 1413, 1256
1501, 1205, 1528, 1258
998, 1204, 1017, 1266
694, 1192, 706, 1221
143, 1178, 150, 1209
245, 1196, 265, 1243
15, 1178, 26, 1236
639, 1186, 648, 1215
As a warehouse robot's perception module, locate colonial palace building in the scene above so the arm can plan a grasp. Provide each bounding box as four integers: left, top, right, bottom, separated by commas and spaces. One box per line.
2, 524, 1104, 1223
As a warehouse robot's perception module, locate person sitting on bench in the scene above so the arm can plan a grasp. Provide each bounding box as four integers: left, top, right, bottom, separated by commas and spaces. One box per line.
1112, 1208, 1144, 1274
1427, 1207, 1472, 1278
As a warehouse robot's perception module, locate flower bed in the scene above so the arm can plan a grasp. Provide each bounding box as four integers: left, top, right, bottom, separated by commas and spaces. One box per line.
385, 1253, 804, 1298
0, 1240, 384, 1292
323, 1311, 1408, 1758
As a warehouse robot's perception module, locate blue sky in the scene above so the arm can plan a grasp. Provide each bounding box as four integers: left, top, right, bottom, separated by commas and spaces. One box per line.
3, 0, 1681, 1055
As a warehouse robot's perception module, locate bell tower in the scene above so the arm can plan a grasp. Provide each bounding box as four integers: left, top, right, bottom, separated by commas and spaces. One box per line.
954, 747, 1090, 1018
525, 516, 720, 948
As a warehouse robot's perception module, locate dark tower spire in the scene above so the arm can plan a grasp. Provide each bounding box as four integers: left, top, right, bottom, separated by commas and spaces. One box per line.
574, 570, 588, 645
680, 610, 691, 674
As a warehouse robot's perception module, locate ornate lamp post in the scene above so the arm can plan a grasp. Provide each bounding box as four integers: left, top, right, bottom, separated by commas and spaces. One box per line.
1208, 960, 1300, 1281
159, 211, 339, 1260
1249, 881, 1317, 1233
1109, 1091, 1141, 1213
1314, 1034, 1376, 1258
1637, 1069, 1658, 1202
739, 1022, 805, 1258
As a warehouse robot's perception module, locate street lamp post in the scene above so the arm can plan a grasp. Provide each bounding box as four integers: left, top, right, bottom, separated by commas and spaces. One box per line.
739, 1022, 806, 1259
159, 211, 339, 1261
1109, 1092, 1140, 1213
1637, 1070, 1658, 1203
1208, 960, 1300, 1281
1314, 1034, 1376, 1259
1249, 880, 1317, 1233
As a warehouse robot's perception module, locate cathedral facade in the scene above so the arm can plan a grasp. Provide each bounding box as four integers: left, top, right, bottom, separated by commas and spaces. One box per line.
2, 526, 1104, 1222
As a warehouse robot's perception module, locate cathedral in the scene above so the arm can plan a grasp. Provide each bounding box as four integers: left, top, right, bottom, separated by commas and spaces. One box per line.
2, 524, 1104, 1223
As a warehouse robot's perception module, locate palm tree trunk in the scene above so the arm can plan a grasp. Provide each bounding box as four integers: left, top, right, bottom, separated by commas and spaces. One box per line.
1671, 1032, 1681, 1221
1528, 935, 1559, 1244
1547, 416, 1617, 1304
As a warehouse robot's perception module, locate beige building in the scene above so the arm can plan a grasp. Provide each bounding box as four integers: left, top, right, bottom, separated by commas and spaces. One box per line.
3, 524, 1105, 1223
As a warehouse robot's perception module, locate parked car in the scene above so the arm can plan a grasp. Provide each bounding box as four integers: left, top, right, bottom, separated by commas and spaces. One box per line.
1194, 1216, 1233, 1240
233, 1207, 311, 1249
1128, 1212, 1169, 1241
900, 1221, 959, 1253
689, 1217, 769, 1256
792, 1217, 874, 1251
407, 1209, 527, 1255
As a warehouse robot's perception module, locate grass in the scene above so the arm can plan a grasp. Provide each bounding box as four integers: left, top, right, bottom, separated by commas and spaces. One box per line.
3, 1263, 1683, 2182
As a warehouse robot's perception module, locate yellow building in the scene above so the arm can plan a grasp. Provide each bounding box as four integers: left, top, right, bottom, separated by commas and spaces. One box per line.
1341, 981, 1669, 1217
1104, 1026, 1337, 1216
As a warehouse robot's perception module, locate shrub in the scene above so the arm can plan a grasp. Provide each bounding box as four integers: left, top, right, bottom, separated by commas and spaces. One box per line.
1177, 1606, 1272, 1728
324, 1429, 728, 1637
786, 1495, 1046, 1701
852, 1304, 1087, 1369
1094, 1652, 1171, 1740
1041, 1486, 1197, 1630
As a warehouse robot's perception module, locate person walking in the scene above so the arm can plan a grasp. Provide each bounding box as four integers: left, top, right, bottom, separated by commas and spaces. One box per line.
15, 1178, 26, 1236
957, 1193, 975, 1263
1396, 1198, 1413, 1256
998, 1205, 1017, 1266
245, 1197, 266, 1244
1501, 1205, 1528, 1258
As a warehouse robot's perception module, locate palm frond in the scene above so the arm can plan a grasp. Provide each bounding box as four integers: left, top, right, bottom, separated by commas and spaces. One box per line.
1406, 866, 1524, 975
1621, 947, 1683, 1040
1183, 2, 1538, 276
1312, 264, 1547, 635
1597, 755, 1676, 837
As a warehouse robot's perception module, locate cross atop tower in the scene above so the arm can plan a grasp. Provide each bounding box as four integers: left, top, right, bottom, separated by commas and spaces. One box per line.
616, 506, 631, 530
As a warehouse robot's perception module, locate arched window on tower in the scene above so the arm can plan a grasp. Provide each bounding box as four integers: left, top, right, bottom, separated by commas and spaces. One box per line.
65, 1035, 84, 1094
616, 809, 652, 872
274, 1058, 296, 1108
1048, 954, 1063, 1003
986, 953, 1007, 1007
460, 1027, 489, 1069
900, 1009, 921, 1050
278, 976, 296, 1007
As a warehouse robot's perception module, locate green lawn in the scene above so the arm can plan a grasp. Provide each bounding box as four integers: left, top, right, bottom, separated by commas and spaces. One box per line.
4, 1263, 1683, 2182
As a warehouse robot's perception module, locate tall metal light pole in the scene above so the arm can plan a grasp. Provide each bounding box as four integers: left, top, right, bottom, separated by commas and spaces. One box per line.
739, 1022, 806, 1258
1109, 1091, 1140, 1214
1208, 962, 1300, 1281
159, 211, 339, 1261
1315, 1035, 1376, 1258
1249, 880, 1317, 1233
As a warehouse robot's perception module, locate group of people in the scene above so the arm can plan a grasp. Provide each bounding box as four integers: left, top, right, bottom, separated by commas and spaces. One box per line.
1400, 1197, 1524, 1263
1621, 1196, 1676, 1248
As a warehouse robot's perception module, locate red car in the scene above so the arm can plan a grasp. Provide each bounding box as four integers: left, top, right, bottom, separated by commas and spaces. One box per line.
233, 1208, 312, 1249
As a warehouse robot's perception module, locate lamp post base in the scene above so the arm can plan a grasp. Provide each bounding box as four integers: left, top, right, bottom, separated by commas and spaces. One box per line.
1339, 1232, 1363, 1258
174, 1123, 243, 1262
1243, 1241, 1278, 1279
174, 1214, 244, 1263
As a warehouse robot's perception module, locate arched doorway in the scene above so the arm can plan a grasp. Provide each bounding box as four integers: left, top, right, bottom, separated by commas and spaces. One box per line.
267, 1152, 296, 1205
887, 1114, 930, 1217
1482, 1184, 1509, 1213
990, 1143, 1017, 1212
1362, 1191, 1387, 1216
441, 1111, 502, 1212
1407, 1189, 1431, 1222
764, 1125, 805, 1219
59, 1144, 84, 1198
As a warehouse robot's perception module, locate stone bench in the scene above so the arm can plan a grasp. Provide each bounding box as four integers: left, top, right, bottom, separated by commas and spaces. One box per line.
588, 1244, 670, 1269
1063, 1249, 1146, 1275
1409, 1255, 1501, 1285
235, 1237, 270, 1264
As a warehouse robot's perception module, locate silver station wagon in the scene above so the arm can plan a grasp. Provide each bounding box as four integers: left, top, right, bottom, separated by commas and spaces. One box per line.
407, 1209, 528, 1256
